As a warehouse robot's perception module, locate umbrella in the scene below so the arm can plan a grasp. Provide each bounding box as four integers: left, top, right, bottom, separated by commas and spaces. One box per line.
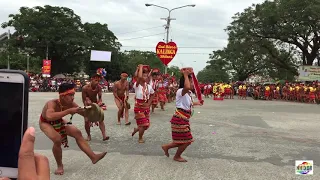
53, 74, 66, 78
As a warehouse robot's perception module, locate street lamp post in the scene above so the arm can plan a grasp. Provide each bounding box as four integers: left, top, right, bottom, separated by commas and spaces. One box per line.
7, 30, 10, 69
145, 3, 195, 74
27, 54, 30, 72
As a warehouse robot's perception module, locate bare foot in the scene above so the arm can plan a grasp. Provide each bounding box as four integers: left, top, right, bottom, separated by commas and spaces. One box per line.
92, 152, 107, 164
54, 165, 64, 175
103, 136, 110, 141
173, 157, 187, 162
131, 128, 138, 136
161, 145, 169, 157
86, 135, 91, 141
117, 122, 121, 125
138, 139, 145, 143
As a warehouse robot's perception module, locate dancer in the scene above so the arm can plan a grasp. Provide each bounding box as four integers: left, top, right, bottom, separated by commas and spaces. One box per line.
39, 83, 107, 175
113, 72, 131, 125
82, 74, 109, 141
131, 64, 155, 143
150, 69, 160, 113
161, 68, 203, 162
157, 75, 167, 110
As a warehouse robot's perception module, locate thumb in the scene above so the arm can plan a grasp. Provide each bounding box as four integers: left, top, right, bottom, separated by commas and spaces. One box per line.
18, 127, 37, 178
18, 127, 37, 173
20, 127, 36, 154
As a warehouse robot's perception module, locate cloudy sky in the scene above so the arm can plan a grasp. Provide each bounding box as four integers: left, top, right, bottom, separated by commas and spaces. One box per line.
0, 0, 264, 74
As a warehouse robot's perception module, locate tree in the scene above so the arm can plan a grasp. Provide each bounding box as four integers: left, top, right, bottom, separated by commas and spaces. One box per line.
197, 53, 230, 83
0, 51, 42, 72
81, 22, 123, 80
227, 0, 320, 65
122, 50, 166, 75
167, 65, 180, 78
1, 5, 121, 75
222, 34, 298, 81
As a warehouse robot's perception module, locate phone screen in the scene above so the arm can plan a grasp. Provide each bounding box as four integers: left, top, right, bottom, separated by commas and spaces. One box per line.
0, 81, 24, 174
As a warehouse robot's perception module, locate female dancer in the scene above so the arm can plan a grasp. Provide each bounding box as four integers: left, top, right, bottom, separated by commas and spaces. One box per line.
161, 68, 203, 162
131, 64, 155, 143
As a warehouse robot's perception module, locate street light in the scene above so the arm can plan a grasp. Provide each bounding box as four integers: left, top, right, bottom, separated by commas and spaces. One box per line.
145, 3, 196, 73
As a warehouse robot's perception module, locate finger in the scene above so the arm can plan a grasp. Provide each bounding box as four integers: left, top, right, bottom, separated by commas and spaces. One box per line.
35, 154, 50, 180
0, 177, 11, 180
18, 127, 37, 179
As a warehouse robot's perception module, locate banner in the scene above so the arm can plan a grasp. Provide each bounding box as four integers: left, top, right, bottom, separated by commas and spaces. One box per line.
298, 66, 320, 81
156, 41, 178, 66
42, 59, 51, 77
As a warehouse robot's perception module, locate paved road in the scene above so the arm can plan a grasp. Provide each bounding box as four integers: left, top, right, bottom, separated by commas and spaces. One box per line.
29, 93, 319, 180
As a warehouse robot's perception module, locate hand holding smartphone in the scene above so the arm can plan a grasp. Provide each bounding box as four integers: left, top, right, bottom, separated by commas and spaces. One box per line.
0, 70, 29, 179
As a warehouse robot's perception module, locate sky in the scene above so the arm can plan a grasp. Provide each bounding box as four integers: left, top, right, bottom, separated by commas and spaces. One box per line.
0, 0, 265, 74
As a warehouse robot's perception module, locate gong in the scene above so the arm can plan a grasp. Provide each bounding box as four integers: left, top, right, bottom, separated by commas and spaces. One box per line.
84, 103, 104, 122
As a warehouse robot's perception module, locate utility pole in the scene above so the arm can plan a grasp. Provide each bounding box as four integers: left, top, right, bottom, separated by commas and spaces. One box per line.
145, 4, 195, 74
7, 29, 10, 69
27, 54, 30, 72
161, 14, 175, 74
46, 42, 49, 60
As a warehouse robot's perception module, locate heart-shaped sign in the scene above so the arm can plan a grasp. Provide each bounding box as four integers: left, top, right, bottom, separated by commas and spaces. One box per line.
156, 41, 178, 66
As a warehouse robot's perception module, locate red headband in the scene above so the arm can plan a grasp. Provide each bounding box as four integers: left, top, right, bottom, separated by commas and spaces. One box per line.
121, 73, 128, 77
59, 89, 75, 96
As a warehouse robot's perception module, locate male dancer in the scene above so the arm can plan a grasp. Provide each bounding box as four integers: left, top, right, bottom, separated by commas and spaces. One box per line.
131, 64, 155, 143
113, 72, 131, 125
82, 74, 109, 141
39, 83, 107, 175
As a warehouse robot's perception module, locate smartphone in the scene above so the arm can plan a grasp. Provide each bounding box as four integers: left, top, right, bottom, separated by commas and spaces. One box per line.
0, 70, 29, 179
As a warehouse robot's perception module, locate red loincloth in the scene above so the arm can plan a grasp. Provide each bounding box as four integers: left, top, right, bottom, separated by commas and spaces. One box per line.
40, 115, 69, 148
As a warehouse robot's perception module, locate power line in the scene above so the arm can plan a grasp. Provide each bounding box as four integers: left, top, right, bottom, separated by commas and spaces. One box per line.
119, 33, 165, 41
170, 27, 209, 38
121, 46, 221, 49
176, 53, 208, 55
117, 26, 163, 35
122, 50, 208, 55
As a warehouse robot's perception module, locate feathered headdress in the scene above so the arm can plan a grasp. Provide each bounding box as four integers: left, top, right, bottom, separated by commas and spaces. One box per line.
96, 68, 107, 77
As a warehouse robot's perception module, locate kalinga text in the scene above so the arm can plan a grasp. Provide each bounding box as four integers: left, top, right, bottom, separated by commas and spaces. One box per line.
156, 49, 176, 55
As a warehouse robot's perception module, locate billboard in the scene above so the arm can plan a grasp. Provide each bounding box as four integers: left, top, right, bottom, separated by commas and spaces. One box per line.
155, 41, 178, 66
298, 66, 320, 81
90, 50, 112, 62
42, 59, 51, 77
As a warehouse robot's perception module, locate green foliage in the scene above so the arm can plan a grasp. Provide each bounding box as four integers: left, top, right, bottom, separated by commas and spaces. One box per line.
198, 0, 312, 81
1, 5, 121, 76
197, 53, 230, 83
0, 51, 42, 72
1, 5, 180, 81
228, 0, 320, 65
121, 50, 165, 75
167, 65, 180, 78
